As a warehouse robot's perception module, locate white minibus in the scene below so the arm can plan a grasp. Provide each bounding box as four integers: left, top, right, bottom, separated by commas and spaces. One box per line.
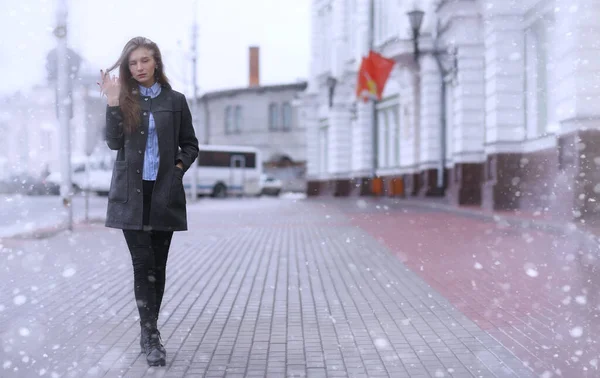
183, 145, 262, 198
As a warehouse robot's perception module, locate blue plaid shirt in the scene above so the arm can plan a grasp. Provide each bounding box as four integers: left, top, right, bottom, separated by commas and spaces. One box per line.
140, 82, 161, 181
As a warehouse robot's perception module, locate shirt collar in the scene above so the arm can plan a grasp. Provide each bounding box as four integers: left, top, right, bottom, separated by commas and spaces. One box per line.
138, 81, 161, 98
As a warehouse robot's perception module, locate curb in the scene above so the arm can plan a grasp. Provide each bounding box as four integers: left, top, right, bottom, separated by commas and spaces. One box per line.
378, 197, 600, 249
311, 196, 600, 249
3, 216, 106, 240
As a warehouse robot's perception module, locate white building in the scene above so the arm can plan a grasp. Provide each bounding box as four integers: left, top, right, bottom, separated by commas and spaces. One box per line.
198, 47, 308, 191
0, 79, 108, 180
302, 0, 600, 222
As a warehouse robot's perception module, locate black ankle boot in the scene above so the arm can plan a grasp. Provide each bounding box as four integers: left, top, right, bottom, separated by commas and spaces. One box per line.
140, 325, 148, 354
140, 322, 166, 356
140, 323, 166, 366
155, 329, 166, 355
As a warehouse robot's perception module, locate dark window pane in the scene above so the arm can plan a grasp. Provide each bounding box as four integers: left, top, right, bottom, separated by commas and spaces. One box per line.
197, 150, 256, 168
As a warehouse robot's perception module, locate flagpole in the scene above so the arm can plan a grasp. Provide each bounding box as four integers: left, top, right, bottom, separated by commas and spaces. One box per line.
369, 0, 378, 182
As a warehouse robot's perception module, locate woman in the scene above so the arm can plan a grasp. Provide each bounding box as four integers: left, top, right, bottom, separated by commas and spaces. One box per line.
98, 36, 199, 367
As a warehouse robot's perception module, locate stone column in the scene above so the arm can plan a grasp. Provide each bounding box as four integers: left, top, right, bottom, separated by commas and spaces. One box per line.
305, 95, 321, 196
349, 0, 375, 195
328, 103, 353, 195
443, 4, 486, 206
418, 54, 443, 196
481, 7, 526, 210
552, 0, 600, 224
399, 67, 421, 195
306, 0, 326, 195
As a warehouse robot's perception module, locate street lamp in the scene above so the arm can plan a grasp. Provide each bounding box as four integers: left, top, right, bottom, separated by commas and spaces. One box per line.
406, 7, 458, 196
326, 75, 337, 108
407, 9, 425, 63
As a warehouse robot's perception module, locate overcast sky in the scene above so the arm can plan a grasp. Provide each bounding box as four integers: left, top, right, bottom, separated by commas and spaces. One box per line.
0, 0, 310, 96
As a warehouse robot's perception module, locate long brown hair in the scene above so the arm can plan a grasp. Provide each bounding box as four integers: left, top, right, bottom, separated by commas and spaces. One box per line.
106, 37, 170, 133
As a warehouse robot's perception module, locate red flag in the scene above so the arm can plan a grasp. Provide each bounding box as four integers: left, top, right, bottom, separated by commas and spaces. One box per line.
356, 57, 377, 102
356, 50, 395, 102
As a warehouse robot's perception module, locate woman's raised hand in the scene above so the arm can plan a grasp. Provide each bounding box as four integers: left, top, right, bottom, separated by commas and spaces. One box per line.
98, 69, 121, 102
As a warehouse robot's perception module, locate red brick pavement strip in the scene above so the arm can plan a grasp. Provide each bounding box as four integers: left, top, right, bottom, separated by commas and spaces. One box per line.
324, 198, 600, 377
1, 198, 537, 378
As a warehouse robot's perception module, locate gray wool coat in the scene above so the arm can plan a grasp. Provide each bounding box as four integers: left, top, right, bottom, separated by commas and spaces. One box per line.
104, 85, 199, 231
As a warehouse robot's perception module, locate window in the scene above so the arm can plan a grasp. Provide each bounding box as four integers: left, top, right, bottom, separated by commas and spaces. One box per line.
391, 106, 400, 166
345, 0, 356, 61
282, 102, 292, 131
377, 110, 387, 168
234, 105, 242, 133
197, 150, 256, 168
269, 103, 279, 130
376, 104, 400, 168
525, 13, 557, 138
374, 0, 399, 45
224, 106, 233, 134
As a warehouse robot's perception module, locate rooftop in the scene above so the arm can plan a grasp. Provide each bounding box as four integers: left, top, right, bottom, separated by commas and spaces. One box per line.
199, 81, 307, 101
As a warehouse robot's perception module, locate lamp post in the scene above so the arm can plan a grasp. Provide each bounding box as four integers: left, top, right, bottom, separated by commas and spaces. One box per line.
55, 0, 73, 230
326, 76, 337, 108
406, 7, 457, 196
407, 9, 425, 64
190, 0, 199, 202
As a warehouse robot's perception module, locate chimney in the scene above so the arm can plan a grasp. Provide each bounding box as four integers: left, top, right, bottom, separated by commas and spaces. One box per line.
249, 46, 260, 87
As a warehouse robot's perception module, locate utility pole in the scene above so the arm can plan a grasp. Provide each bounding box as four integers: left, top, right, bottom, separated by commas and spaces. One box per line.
190, 0, 199, 201
54, 0, 73, 230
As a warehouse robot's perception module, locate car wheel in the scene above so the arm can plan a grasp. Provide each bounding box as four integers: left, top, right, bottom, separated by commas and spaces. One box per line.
212, 183, 227, 198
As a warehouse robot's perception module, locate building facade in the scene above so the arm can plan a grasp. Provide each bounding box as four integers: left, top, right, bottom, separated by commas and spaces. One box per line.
0, 83, 107, 180
198, 47, 308, 191
302, 0, 600, 223
200, 82, 308, 165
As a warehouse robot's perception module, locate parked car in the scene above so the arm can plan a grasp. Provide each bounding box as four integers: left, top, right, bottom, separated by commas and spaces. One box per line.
260, 174, 282, 196
45, 158, 112, 196
0, 174, 59, 196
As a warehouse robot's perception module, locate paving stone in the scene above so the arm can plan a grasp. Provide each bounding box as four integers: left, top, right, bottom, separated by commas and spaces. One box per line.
0, 198, 535, 377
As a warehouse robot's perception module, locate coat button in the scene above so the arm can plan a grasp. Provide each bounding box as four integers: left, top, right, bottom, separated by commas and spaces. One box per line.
137, 189, 141, 193
141, 131, 145, 135
138, 150, 142, 154
144, 98, 148, 101
143, 112, 147, 116
136, 169, 140, 174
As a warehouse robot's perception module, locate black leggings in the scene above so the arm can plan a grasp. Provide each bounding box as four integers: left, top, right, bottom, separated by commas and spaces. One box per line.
123, 180, 173, 328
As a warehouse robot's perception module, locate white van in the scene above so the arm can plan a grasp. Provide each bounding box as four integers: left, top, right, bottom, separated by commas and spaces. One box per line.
183, 145, 262, 198
46, 155, 113, 195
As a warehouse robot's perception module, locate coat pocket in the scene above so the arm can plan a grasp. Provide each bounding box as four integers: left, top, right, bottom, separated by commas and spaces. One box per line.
168, 167, 186, 208
108, 161, 128, 203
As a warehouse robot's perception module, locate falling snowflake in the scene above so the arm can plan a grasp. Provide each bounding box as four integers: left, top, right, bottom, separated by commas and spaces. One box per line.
13, 295, 27, 305
576, 296, 587, 305
62, 266, 76, 278
374, 338, 390, 350
524, 263, 539, 277
570, 326, 583, 338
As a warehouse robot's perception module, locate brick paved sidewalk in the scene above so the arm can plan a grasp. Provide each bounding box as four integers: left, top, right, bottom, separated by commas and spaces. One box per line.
325, 197, 600, 378
1, 197, 533, 378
